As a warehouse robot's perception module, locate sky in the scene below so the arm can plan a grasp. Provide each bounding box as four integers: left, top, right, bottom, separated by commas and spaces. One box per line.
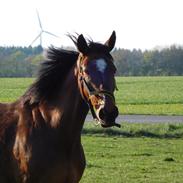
0, 0, 183, 50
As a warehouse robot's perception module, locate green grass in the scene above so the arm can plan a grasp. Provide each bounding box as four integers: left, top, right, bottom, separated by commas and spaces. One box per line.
115, 76, 183, 115
80, 123, 183, 183
0, 78, 33, 102
0, 76, 183, 115
1, 77, 183, 182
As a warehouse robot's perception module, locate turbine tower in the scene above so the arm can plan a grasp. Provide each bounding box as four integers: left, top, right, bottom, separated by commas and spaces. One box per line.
30, 10, 59, 47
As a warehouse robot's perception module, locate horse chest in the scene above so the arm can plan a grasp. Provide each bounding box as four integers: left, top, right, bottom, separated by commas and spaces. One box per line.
19, 134, 85, 183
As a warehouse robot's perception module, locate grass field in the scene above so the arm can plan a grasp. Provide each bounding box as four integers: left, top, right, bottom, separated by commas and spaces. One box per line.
80, 123, 183, 183
115, 76, 183, 115
0, 77, 183, 182
0, 78, 33, 102
0, 76, 183, 115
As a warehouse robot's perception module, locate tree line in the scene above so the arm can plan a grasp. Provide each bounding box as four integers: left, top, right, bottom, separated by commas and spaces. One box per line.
0, 46, 43, 77
0, 45, 182, 77
112, 45, 183, 76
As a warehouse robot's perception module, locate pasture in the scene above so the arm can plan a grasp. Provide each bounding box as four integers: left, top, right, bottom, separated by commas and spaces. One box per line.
81, 123, 183, 183
115, 76, 183, 115
0, 77, 183, 182
0, 76, 183, 115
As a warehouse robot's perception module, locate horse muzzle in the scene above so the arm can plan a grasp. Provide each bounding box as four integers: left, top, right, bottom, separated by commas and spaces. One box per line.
80, 76, 120, 128
96, 105, 120, 128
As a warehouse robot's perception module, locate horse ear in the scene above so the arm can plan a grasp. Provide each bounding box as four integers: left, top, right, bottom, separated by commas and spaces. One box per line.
105, 31, 116, 52
77, 34, 89, 55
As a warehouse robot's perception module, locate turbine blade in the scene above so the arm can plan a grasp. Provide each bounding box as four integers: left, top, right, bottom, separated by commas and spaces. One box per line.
43, 31, 59, 38
30, 33, 42, 46
36, 10, 43, 30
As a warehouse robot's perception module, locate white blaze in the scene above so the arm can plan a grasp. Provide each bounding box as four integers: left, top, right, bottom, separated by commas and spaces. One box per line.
96, 59, 107, 73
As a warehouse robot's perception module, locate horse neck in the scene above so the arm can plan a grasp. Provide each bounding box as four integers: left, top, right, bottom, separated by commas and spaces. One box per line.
43, 65, 89, 141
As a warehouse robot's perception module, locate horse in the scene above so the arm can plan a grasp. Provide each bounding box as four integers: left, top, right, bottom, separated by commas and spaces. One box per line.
0, 31, 119, 183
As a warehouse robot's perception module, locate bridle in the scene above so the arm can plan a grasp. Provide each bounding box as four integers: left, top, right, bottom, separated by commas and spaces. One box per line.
77, 56, 120, 128
82, 76, 115, 102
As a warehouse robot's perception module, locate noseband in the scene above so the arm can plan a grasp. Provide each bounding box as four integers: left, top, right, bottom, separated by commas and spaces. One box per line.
82, 77, 115, 103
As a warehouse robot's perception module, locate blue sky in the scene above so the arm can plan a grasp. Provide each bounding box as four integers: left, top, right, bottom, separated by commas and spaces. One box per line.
0, 0, 183, 50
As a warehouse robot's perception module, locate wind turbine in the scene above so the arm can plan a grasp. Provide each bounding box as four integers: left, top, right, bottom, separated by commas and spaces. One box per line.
30, 10, 59, 47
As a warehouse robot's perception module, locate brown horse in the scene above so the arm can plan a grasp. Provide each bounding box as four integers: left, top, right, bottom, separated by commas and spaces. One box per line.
0, 31, 119, 183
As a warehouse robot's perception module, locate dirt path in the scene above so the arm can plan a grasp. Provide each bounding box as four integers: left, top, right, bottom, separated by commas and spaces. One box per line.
86, 114, 183, 123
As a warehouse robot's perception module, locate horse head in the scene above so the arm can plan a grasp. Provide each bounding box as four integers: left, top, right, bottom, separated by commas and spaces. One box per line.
74, 31, 120, 128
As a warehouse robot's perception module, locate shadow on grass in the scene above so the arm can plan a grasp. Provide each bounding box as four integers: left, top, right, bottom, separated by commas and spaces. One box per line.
82, 128, 183, 139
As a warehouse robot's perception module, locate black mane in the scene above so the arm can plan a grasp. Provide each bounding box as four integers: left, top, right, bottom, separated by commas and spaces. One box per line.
24, 47, 79, 103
